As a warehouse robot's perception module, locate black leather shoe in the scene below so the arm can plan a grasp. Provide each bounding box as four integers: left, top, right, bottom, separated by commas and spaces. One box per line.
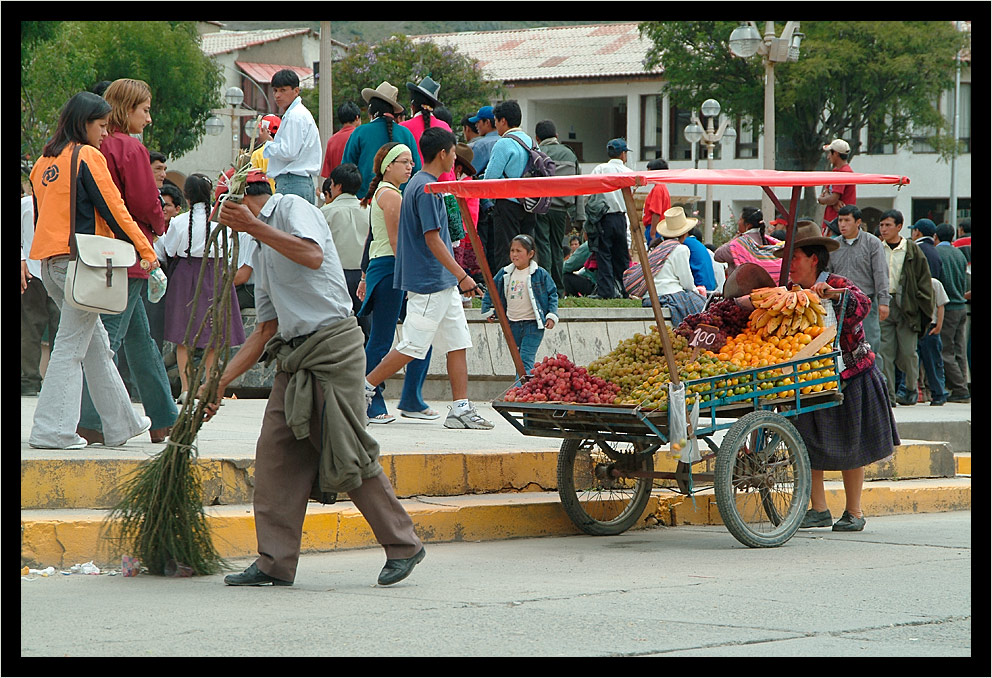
799, 508, 832, 528
377, 546, 426, 586
224, 562, 292, 586
895, 395, 917, 406
832, 510, 866, 532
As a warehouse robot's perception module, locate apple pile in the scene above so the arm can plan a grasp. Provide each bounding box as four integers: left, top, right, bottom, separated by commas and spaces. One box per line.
503, 354, 621, 404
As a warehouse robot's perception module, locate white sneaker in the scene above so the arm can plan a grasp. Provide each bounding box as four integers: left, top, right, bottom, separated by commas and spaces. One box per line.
443, 405, 494, 430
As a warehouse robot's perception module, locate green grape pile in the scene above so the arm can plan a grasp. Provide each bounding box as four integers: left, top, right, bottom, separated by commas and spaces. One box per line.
587, 326, 692, 399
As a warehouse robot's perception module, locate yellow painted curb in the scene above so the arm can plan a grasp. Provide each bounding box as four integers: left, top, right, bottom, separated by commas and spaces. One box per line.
21, 441, 956, 510
955, 453, 971, 476
20, 476, 970, 569
666, 478, 972, 526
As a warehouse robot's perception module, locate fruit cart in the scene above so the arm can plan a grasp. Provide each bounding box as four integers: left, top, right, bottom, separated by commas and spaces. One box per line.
427, 167, 909, 548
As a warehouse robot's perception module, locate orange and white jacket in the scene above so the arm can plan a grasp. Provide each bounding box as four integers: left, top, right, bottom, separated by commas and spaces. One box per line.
29, 143, 157, 264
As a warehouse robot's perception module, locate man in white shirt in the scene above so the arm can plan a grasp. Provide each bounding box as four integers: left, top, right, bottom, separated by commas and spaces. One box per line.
262, 69, 322, 204
588, 138, 634, 298
320, 163, 370, 340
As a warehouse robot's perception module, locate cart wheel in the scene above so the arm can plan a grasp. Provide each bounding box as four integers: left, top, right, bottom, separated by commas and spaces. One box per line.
557, 438, 654, 536
714, 411, 811, 548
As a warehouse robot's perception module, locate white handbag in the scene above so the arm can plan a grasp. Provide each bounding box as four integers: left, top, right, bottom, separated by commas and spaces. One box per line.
62, 144, 137, 314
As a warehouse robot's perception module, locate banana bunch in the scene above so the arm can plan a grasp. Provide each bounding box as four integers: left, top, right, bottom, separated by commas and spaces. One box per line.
748, 285, 827, 337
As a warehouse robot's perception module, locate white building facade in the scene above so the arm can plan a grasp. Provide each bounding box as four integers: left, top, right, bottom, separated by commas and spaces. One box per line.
416, 22, 972, 233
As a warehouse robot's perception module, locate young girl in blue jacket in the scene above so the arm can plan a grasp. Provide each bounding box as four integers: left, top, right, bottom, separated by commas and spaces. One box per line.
481, 234, 559, 375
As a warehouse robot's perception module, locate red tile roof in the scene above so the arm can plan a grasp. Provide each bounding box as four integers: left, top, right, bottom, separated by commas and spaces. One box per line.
201, 28, 316, 57
236, 61, 315, 88
413, 22, 661, 83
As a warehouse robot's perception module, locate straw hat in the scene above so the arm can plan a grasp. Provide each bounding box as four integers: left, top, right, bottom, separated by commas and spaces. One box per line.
361, 81, 404, 115
657, 206, 698, 239
454, 143, 476, 176
773, 220, 840, 257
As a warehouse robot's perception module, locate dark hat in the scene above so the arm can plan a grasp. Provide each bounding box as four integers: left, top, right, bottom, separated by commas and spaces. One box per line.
912, 218, 937, 236
774, 220, 840, 257
406, 76, 443, 108
607, 138, 631, 154
468, 105, 495, 124
454, 143, 476, 176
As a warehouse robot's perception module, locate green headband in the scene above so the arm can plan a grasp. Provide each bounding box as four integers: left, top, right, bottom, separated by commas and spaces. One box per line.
381, 144, 412, 174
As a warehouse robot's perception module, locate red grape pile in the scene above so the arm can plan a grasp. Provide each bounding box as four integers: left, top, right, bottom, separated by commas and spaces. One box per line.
675, 298, 750, 347
503, 354, 621, 404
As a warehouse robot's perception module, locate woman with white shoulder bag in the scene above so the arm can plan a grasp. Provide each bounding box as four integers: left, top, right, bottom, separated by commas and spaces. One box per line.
27, 92, 159, 449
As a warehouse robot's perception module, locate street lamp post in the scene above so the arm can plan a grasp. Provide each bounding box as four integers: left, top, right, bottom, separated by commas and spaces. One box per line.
684, 99, 736, 244
211, 86, 257, 167
729, 21, 804, 221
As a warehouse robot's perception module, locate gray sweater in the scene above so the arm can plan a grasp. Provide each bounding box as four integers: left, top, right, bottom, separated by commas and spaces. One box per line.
828, 232, 890, 306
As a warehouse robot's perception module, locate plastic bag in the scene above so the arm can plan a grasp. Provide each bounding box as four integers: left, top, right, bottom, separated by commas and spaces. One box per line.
667, 382, 688, 458
147, 267, 168, 303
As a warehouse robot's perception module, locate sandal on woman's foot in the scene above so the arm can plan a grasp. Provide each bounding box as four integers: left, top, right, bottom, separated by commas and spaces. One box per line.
399, 408, 441, 420
368, 413, 396, 424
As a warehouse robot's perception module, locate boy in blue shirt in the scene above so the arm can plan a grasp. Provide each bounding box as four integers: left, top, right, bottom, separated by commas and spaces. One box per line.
364, 127, 494, 429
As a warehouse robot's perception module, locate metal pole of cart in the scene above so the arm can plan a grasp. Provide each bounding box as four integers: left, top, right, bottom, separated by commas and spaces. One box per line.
762, 185, 802, 286
621, 183, 681, 387
454, 196, 528, 382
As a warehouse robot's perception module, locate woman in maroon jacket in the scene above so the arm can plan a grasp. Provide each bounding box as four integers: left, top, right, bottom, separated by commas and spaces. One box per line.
772, 222, 900, 533
76, 78, 178, 446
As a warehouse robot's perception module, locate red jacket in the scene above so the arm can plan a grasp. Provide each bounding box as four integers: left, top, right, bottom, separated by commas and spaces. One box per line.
100, 132, 165, 278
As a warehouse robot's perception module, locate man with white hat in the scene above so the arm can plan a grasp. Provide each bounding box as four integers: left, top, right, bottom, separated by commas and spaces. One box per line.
817, 138, 856, 236
643, 206, 706, 326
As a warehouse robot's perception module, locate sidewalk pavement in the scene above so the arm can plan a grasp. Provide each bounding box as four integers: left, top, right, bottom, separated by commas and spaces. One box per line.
19, 394, 972, 462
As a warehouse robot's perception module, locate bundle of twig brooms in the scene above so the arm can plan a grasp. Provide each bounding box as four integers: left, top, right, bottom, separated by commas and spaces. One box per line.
103, 119, 262, 575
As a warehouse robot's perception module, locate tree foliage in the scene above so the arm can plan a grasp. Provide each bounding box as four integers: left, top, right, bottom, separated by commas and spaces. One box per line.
302, 33, 505, 129
638, 20, 970, 171
21, 21, 223, 162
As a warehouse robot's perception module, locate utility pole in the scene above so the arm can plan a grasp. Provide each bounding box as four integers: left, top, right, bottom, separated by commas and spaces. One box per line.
319, 22, 334, 157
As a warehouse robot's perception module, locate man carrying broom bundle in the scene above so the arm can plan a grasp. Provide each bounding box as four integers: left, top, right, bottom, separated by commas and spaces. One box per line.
202, 170, 426, 587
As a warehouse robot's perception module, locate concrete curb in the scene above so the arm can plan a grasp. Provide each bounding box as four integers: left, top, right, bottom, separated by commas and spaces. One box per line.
20, 477, 971, 569
21, 441, 958, 509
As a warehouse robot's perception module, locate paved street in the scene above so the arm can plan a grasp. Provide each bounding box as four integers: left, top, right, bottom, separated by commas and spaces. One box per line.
20, 512, 971, 657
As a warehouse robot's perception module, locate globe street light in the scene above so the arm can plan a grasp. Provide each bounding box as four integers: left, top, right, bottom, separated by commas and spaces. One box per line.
684, 99, 734, 244
729, 21, 804, 220
205, 116, 224, 136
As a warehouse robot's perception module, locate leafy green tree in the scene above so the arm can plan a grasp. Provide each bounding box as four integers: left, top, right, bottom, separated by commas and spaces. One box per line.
21, 21, 223, 161
303, 33, 505, 131
638, 21, 969, 169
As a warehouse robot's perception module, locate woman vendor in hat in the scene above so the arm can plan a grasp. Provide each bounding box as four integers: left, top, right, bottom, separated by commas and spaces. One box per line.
644, 206, 707, 326
756, 220, 900, 532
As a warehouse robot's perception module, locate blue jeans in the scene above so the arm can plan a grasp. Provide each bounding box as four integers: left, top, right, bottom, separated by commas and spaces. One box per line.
363, 273, 432, 417
78, 278, 178, 431
274, 173, 315, 204
916, 330, 947, 403
509, 319, 545, 376
29, 257, 148, 448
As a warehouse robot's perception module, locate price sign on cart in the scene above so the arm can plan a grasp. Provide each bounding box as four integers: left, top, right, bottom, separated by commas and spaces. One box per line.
689, 323, 721, 359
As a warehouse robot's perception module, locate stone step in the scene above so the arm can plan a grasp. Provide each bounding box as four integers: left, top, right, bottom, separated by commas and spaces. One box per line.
20, 441, 956, 510
19, 477, 972, 569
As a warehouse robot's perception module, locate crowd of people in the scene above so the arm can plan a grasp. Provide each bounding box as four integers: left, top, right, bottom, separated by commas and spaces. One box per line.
20, 74, 972, 579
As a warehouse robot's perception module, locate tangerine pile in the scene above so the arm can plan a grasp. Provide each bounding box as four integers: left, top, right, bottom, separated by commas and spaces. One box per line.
709, 325, 837, 398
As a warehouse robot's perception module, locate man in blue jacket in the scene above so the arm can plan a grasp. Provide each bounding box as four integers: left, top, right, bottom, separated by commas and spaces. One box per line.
480, 100, 536, 271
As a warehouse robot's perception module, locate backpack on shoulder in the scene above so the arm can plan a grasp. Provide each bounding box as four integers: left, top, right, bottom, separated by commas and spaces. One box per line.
505, 133, 556, 214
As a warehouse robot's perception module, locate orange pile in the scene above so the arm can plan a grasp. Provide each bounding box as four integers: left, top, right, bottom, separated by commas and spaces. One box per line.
707, 325, 837, 398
